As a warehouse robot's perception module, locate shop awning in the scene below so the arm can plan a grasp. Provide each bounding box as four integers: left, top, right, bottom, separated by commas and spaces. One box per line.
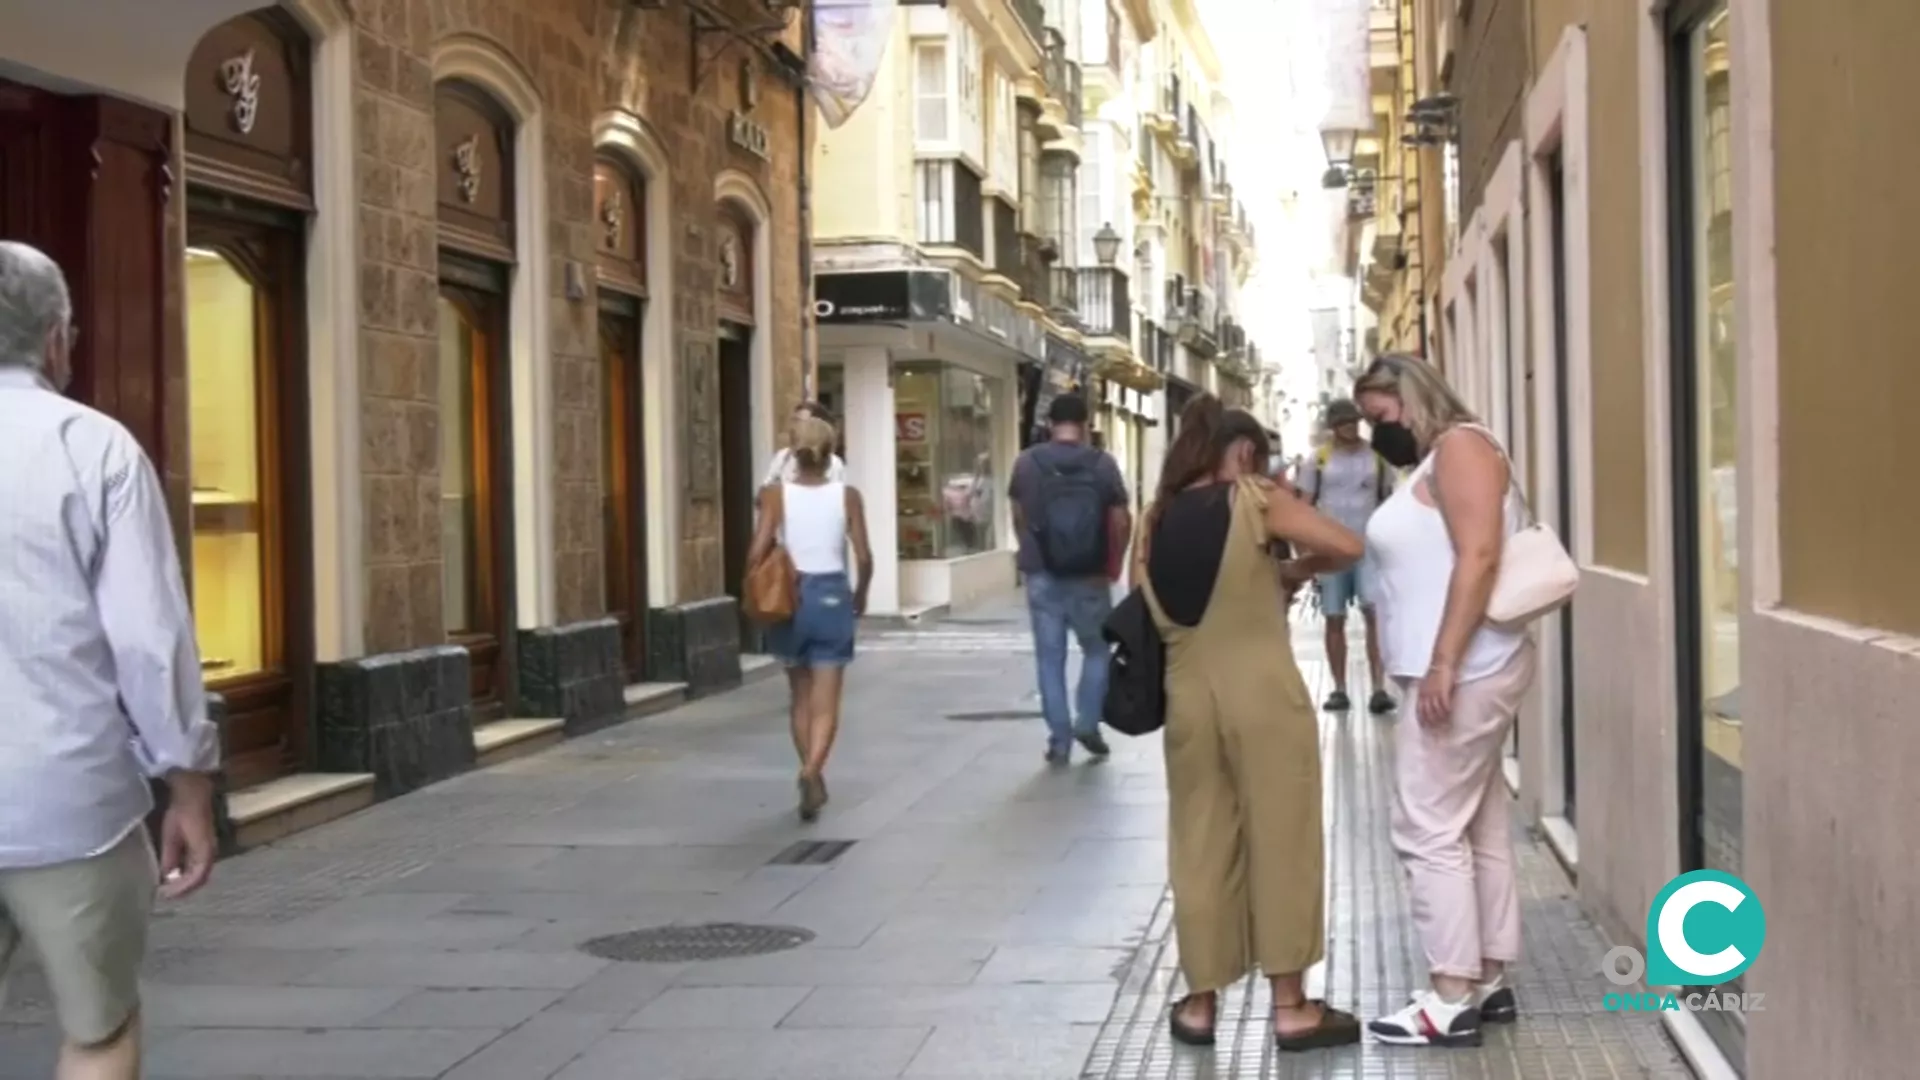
0, 0, 271, 111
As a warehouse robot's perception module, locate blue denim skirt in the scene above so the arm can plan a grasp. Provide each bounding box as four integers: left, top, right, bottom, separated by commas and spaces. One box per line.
766, 572, 857, 669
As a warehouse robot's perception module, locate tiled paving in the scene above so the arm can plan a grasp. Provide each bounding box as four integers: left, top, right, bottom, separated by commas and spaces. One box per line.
0, 600, 1691, 1078
1081, 626, 1693, 1080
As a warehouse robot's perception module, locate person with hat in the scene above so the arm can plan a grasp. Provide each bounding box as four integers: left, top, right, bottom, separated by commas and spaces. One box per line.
1297, 397, 1395, 715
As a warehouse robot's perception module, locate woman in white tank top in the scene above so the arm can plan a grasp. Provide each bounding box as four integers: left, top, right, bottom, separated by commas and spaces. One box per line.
1352, 355, 1540, 1048
745, 415, 873, 822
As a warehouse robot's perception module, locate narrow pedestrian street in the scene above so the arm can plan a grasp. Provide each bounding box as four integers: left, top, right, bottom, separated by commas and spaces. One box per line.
0, 602, 1689, 1079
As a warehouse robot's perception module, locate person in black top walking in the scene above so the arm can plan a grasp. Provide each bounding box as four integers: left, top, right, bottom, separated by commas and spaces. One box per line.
1008, 394, 1133, 764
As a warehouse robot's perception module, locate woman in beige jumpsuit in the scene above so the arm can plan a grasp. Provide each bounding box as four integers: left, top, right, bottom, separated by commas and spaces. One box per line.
1133, 399, 1366, 1052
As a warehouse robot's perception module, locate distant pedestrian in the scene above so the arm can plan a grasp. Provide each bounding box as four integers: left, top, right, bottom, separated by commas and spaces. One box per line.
1131, 395, 1364, 1051
762, 401, 846, 487
0, 240, 222, 1080
1353, 354, 1536, 1048
747, 414, 873, 821
1007, 393, 1132, 765
1296, 397, 1396, 715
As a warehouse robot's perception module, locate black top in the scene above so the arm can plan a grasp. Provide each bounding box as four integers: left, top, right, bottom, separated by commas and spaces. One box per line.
1146, 483, 1235, 628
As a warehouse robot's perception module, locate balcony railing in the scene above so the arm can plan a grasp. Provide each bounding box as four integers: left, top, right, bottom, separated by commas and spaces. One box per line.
1049, 266, 1081, 323
915, 159, 985, 259
1011, 0, 1045, 45
1075, 267, 1130, 339
989, 198, 1020, 280
1016, 232, 1054, 308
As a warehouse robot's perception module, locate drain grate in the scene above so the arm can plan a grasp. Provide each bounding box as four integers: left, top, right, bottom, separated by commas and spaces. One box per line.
944, 709, 1044, 721
581, 922, 815, 963
766, 839, 856, 865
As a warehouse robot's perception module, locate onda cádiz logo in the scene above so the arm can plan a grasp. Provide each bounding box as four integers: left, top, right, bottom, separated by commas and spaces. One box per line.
1600, 870, 1768, 1015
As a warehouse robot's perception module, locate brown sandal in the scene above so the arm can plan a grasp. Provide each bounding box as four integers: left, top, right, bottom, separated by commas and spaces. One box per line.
1168, 994, 1216, 1047
1272, 999, 1361, 1052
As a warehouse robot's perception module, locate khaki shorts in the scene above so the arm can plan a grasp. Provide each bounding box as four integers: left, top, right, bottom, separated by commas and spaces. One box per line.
0, 827, 156, 1045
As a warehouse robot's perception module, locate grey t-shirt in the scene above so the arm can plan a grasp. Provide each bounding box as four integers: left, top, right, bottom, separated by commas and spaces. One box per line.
1007, 441, 1128, 574
1298, 443, 1391, 535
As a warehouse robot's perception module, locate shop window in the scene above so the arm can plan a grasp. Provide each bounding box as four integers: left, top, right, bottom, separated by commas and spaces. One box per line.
186, 248, 271, 681
894, 363, 1003, 559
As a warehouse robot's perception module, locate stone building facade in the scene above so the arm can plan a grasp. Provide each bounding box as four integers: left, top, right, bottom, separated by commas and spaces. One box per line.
0, 0, 809, 837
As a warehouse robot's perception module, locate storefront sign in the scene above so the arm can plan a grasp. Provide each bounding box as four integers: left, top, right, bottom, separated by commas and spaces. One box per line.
814, 269, 953, 323
896, 413, 927, 442
727, 109, 770, 159
950, 274, 1045, 362
1030, 335, 1091, 439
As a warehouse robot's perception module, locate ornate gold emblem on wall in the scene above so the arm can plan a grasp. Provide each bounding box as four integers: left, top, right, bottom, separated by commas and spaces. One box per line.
453, 134, 482, 202
600, 189, 625, 250
219, 49, 261, 135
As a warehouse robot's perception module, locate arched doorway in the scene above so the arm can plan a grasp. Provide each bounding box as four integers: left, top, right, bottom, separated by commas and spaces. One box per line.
594, 153, 650, 681
434, 78, 518, 718
181, 8, 317, 788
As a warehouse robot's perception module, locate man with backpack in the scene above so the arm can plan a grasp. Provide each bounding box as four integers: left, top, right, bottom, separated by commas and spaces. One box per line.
1298, 398, 1395, 715
1008, 394, 1132, 764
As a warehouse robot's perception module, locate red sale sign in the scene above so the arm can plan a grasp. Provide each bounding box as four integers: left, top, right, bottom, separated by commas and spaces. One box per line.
896, 413, 927, 442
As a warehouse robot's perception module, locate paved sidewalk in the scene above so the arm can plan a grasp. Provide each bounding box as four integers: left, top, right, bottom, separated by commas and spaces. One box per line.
0, 610, 1691, 1079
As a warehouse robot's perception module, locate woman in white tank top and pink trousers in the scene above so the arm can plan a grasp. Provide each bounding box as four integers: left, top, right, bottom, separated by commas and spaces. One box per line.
1352, 355, 1538, 1048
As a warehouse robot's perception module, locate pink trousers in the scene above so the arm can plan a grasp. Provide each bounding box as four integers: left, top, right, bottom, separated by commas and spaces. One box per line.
1389, 642, 1536, 980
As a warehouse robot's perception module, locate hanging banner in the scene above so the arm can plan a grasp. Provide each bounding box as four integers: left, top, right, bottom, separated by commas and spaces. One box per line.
809, 0, 895, 129
1316, 0, 1373, 135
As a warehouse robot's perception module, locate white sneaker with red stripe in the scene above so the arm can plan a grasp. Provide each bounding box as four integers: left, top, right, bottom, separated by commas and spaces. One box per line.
1367, 990, 1484, 1047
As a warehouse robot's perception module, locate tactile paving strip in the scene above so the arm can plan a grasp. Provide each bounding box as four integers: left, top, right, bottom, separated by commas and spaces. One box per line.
1079, 631, 1696, 1080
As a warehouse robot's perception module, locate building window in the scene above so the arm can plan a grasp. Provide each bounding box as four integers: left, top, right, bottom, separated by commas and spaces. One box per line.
955, 18, 984, 163
1040, 153, 1076, 262
1077, 133, 1106, 265
1018, 107, 1041, 230
914, 41, 948, 143
893, 363, 1004, 559
989, 68, 1018, 191
915, 157, 985, 258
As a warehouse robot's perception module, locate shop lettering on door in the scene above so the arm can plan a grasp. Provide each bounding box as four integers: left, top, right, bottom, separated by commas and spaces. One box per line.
895, 413, 927, 442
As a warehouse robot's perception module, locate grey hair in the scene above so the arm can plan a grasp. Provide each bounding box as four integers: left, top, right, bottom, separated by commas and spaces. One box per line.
0, 241, 72, 371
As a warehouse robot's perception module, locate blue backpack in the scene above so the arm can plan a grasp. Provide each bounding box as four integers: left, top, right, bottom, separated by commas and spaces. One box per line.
1034, 455, 1110, 577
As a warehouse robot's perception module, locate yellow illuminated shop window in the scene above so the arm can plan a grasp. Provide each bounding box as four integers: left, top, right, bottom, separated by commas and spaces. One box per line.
185, 249, 267, 680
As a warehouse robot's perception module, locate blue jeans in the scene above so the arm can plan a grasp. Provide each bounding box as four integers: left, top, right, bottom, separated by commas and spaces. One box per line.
766, 572, 857, 668
1025, 572, 1112, 747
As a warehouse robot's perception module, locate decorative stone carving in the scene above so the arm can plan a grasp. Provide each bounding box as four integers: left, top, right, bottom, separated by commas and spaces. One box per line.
453, 134, 482, 203
600, 189, 625, 249
219, 49, 261, 135
719, 233, 740, 289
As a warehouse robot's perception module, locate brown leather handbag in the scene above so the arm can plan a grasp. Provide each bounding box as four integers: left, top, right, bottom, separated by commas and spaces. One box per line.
742, 485, 798, 623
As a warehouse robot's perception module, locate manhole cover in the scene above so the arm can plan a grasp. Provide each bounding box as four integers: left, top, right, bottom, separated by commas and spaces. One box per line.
944, 709, 1044, 721
581, 923, 815, 963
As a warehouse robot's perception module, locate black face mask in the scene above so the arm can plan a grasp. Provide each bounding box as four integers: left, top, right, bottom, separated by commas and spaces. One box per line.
1371, 421, 1421, 468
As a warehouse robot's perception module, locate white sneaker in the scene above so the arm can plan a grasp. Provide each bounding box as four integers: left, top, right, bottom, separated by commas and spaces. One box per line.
1368, 990, 1484, 1047
1402, 975, 1518, 1024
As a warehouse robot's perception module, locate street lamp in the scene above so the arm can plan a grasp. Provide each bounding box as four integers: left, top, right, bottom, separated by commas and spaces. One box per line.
1093, 223, 1121, 266
1320, 125, 1358, 189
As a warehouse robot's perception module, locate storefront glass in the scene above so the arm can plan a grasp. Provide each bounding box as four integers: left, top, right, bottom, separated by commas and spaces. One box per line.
893, 362, 1002, 559
1688, 0, 1740, 879
185, 249, 266, 680
816, 361, 847, 458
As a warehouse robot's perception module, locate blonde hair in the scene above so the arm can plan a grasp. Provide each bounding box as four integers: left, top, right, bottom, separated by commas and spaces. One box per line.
1352, 353, 1478, 450
787, 414, 837, 474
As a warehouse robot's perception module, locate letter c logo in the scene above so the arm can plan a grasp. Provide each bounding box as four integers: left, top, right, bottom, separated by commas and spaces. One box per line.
1644, 870, 1766, 987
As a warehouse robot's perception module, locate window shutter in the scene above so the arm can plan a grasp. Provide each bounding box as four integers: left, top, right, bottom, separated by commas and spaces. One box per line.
915, 43, 949, 142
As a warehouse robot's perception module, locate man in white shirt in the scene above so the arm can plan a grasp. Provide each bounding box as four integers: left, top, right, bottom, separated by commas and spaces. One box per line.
0, 241, 221, 1079
762, 401, 846, 486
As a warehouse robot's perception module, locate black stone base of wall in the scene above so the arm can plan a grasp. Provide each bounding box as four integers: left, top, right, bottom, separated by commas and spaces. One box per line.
518, 619, 626, 735
315, 646, 476, 800
647, 597, 742, 697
